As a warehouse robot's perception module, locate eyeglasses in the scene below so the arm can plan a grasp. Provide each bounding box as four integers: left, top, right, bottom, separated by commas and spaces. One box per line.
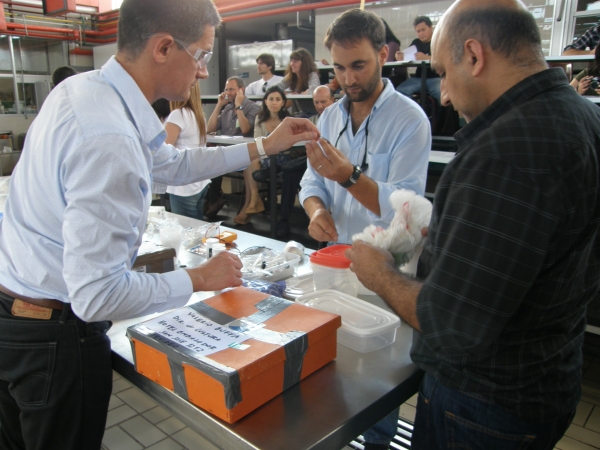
262, 82, 268, 93
172, 37, 212, 69
335, 109, 370, 172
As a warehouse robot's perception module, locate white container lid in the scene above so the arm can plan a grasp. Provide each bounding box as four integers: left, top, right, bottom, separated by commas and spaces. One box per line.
296, 290, 400, 336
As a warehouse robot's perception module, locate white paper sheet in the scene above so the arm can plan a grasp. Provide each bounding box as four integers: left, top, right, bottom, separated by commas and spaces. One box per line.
402, 45, 418, 62
142, 308, 251, 356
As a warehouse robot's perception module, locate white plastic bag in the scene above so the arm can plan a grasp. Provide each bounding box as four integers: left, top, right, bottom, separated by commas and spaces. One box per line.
352, 189, 432, 270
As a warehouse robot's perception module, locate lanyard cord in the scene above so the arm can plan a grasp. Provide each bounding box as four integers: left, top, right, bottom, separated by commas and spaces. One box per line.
334, 105, 370, 171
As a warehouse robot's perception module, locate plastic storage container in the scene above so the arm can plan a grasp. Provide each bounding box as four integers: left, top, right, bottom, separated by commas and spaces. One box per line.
309, 244, 359, 296
297, 290, 401, 353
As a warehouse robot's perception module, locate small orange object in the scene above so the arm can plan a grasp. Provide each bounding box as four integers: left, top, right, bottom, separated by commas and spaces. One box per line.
202, 231, 237, 244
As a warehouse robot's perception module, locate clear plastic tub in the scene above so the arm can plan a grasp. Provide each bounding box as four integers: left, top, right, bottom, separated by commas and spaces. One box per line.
309, 244, 359, 296
296, 290, 400, 353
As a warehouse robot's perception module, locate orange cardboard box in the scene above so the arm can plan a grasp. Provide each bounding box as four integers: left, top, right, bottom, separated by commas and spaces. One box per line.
127, 287, 341, 423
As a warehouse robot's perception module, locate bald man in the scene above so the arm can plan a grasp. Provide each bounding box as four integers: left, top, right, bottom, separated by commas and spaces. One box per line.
347, 1, 600, 448
309, 85, 335, 124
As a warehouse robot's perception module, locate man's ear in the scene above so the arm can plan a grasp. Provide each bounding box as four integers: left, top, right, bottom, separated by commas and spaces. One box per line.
464, 39, 485, 77
379, 44, 389, 66
152, 35, 175, 65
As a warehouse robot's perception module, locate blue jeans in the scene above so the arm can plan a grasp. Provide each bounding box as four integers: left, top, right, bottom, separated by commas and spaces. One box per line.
0, 292, 113, 450
411, 373, 576, 450
396, 77, 441, 104
168, 184, 209, 220
363, 407, 400, 445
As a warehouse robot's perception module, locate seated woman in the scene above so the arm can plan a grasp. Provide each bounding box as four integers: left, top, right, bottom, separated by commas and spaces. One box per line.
571, 44, 600, 96
234, 86, 290, 225
277, 48, 320, 96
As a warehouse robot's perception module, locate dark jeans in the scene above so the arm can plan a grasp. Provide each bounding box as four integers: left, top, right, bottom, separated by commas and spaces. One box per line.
0, 292, 112, 450
279, 157, 307, 223
412, 373, 576, 450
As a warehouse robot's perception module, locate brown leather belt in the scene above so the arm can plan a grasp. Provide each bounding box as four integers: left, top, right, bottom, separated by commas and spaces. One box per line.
0, 283, 64, 310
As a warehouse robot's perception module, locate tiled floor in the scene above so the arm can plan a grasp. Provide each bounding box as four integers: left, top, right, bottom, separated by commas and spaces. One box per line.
103, 353, 600, 450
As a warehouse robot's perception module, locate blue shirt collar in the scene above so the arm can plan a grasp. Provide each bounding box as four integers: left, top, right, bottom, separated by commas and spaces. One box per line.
101, 56, 167, 152
336, 78, 395, 121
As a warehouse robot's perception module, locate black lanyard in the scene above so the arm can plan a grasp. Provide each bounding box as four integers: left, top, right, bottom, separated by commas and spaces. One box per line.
334, 107, 370, 171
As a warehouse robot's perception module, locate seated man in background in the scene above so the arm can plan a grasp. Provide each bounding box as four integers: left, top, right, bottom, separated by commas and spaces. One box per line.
348, 1, 600, 448
301, 9, 431, 449
245, 53, 284, 97
563, 23, 600, 55
394, 16, 441, 103
51, 66, 77, 87
309, 85, 336, 124
205, 76, 261, 219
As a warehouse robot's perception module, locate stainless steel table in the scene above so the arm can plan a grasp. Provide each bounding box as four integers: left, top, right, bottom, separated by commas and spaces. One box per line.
109, 213, 423, 450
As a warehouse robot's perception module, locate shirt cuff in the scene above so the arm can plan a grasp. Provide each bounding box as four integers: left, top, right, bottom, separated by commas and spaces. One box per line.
162, 268, 194, 306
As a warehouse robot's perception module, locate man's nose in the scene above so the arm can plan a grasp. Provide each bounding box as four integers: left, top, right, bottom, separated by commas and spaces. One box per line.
197, 65, 209, 80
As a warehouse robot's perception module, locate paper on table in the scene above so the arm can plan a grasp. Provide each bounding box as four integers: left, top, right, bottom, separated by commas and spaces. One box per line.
402, 45, 418, 61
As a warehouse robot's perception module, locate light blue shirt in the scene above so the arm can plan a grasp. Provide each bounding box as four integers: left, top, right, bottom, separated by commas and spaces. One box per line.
0, 56, 251, 322
299, 79, 431, 244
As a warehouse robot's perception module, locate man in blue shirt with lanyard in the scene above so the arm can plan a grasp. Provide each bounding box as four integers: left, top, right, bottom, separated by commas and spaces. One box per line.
0, 0, 318, 448
301, 9, 431, 450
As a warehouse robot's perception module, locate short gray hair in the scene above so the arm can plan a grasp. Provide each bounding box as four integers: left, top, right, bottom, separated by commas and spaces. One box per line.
446, 7, 544, 67
117, 0, 221, 60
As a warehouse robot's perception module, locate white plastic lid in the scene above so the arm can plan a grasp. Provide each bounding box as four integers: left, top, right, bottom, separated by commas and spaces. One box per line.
296, 289, 400, 336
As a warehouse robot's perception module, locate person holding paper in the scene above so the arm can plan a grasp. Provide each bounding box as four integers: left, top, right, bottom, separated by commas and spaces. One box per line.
394, 16, 441, 103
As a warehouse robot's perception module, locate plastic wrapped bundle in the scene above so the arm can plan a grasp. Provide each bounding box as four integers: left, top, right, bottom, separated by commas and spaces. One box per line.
352, 189, 432, 267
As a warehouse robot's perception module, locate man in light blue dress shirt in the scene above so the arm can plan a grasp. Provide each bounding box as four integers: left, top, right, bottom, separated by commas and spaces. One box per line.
0, 1, 318, 449
301, 9, 431, 450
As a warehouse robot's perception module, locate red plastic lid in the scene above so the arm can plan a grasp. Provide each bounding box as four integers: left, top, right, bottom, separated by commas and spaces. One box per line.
310, 244, 352, 269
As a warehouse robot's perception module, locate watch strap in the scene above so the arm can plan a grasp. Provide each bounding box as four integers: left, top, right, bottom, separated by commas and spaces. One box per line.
254, 137, 268, 160
339, 166, 362, 188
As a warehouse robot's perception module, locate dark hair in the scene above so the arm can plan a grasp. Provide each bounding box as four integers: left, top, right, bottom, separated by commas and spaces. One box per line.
588, 44, 600, 76
324, 9, 386, 52
52, 66, 77, 87
382, 19, 400, 46
413, 16, 432, 28
447, 7, 544, 67
151, 98, 171, 122
227, 76, 246, 89
256, 53, 275, 73
257, 85, 290, 125
283, 48, 318, 93
117, 0, 221, 60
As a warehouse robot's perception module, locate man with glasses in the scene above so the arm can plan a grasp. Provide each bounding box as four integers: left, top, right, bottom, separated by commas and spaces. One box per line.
300, 9, 430, 450
207, 76, 260, 137
245, 53, 284, 97
0, 1, 318, 449
205, 76, 261, 219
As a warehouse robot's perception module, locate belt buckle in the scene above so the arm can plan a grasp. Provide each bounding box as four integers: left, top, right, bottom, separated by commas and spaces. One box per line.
11, 299, 53, 320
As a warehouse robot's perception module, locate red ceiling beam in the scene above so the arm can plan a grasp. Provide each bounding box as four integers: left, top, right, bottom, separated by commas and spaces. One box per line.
222, 0, 360, 22
0, 2, 7, 32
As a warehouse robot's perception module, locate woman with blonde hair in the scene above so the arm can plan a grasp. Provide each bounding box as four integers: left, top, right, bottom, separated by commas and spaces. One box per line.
164, 83, 210, 219
277, 48, 320, 94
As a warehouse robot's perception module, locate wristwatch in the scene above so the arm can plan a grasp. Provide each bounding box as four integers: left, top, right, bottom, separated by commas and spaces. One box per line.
339, 165, 362, 188
254, 136, 268, 160
236, 105, 244, 111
